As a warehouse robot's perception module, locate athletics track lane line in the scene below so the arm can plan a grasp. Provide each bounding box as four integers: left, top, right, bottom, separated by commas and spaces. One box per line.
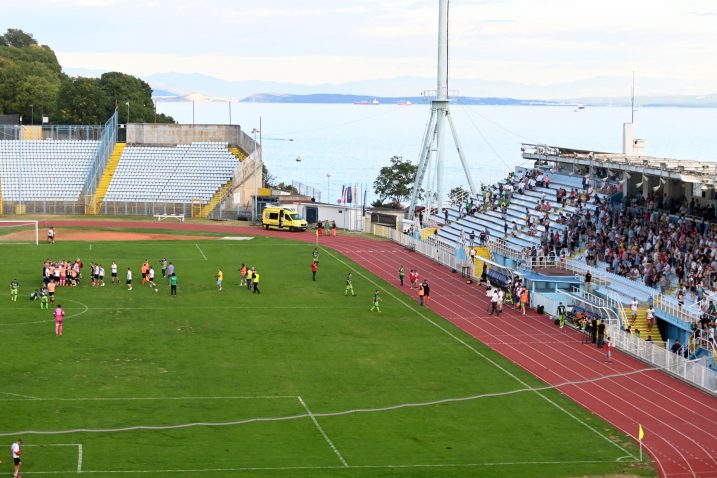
336, 243, 712, 477
345, 243, 717, 477
343, 243, 717, 477
48, 220, 717, 477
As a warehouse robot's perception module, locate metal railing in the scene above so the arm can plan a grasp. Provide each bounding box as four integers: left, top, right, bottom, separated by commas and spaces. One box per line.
608, 323, 716, 394
291, 180, 322, 202
373, 223, 716, 394
559, 289, 621, 328
0, 124, 105, 141
83, 112, 117, 197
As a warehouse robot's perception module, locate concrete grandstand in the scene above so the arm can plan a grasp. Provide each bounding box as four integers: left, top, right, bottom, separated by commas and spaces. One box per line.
0, 112, 263, 218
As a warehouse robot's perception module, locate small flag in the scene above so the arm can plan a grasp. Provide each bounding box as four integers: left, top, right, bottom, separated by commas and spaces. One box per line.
638, 424, 644, 441
315, 229, 318, 237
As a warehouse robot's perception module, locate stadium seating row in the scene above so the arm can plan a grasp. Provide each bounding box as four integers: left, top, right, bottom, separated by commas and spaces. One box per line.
103, 142, 239, 204
0, 140, 100, 201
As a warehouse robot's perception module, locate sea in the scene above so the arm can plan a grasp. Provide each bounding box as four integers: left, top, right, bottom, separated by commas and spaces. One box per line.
156, 102, 717, 204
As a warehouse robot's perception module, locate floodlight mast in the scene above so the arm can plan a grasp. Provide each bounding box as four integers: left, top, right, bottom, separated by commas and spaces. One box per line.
408, 0, 477, 221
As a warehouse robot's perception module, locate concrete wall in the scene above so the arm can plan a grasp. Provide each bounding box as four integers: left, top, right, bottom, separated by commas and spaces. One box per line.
127, 123, 255, 149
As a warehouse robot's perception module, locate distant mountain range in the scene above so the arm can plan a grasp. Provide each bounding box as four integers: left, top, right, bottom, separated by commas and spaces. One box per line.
63, 69, 717, 107
240, 93, 559, 106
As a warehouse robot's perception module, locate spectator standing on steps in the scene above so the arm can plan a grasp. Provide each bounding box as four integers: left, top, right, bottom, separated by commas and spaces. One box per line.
584, 271, 592, 294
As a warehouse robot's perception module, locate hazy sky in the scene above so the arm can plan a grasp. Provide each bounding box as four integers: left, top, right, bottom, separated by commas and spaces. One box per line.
5, 0, 717, 92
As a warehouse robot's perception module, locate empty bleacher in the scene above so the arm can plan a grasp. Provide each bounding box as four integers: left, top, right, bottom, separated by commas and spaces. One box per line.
0, 140, 100, 201
103, 142, 240, 204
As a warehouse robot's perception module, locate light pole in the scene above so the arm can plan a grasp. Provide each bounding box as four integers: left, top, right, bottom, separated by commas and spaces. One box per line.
30, 104, 34, 125
125, 101, 130, 124
228, 100, 232, 125
192, 101, 195, 125
252, 127, 260, 222
326, 173, 331, 204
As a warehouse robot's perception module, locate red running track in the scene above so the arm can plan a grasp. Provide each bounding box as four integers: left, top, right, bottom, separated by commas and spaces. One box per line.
49, 220, 717, 477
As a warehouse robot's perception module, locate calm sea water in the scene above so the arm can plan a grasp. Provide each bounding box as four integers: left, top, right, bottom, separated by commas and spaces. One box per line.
156, 102, 717, 204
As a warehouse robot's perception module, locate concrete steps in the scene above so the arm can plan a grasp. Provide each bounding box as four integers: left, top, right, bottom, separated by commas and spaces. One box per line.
88, 142, 125, 215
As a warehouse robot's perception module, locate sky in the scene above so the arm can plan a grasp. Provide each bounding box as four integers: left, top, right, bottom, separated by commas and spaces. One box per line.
4, 0, 717, 94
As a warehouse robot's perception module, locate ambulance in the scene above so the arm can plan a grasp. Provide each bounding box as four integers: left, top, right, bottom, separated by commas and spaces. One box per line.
261, 206, 308, 232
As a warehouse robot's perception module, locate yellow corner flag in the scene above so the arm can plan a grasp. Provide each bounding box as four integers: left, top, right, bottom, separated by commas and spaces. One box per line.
638, 424, 644, 441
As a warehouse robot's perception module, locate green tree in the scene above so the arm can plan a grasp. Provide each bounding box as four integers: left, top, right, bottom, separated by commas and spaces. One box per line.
372, 155, 420, 209
262, 164, 276, 188
56, 77, 111, 124
0, 29, 174, 124
1, 29, 37, 48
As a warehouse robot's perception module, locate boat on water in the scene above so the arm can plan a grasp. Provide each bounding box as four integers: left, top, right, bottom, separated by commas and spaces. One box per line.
353, 99, 380, 105
397, 100, 412, 106
574, 103, 586, 112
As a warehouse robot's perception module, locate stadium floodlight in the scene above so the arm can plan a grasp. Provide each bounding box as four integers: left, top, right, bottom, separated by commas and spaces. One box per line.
0, 220, 39, 245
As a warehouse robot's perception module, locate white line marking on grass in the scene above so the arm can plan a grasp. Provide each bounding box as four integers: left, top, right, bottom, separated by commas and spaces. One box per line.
24, 444, 82, 472
0, 391, 40, 399
0, 395, 298, 402
320, 247, 638, 460
195, 243, 207, 261
0, 368, 662, 438
64, 299, 89, 319
0, 299, 90, 326
298, 396, 348, 467
16, 459, 631, 475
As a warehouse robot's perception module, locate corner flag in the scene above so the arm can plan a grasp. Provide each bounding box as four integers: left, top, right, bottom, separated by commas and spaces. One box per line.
638, 424, 644, 441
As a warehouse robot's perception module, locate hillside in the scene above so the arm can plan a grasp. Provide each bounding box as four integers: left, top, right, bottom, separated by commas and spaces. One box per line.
0, 29, 174, 125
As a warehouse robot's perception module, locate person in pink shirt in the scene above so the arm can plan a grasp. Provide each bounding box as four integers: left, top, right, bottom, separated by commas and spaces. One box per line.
54, 304, 65, 336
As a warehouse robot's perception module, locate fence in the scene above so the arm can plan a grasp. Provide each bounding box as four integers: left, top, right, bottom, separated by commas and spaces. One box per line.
83, 112, 118, 198
373, 224, 717, 394
373, 224, 459, 271
0, 124, 104, 141
0, 199, 85, 216
608, 323, 716, 394
291, 180, 322, 202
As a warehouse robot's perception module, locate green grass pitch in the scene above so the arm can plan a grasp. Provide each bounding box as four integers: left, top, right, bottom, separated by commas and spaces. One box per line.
0, 235, 653, 477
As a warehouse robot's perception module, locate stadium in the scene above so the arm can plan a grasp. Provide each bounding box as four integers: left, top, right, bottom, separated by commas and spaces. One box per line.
0, 106, 715, 478
1, 9, 717, 478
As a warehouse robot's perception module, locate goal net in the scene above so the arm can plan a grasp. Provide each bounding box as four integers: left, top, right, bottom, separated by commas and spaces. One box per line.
0, 220, 39, 245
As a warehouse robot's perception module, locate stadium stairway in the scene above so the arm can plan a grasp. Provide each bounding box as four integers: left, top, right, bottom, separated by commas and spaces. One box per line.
88, 142, 125, 215
628, 305, 665, 347
201, 179, 233, 218
229, 146, 246, 161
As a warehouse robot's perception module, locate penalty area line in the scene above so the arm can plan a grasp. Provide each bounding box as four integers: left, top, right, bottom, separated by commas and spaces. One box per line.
16, 459, 633, 475
195, 243, 208, 261
319, 246, 638, 461
298, 396, 348, 467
